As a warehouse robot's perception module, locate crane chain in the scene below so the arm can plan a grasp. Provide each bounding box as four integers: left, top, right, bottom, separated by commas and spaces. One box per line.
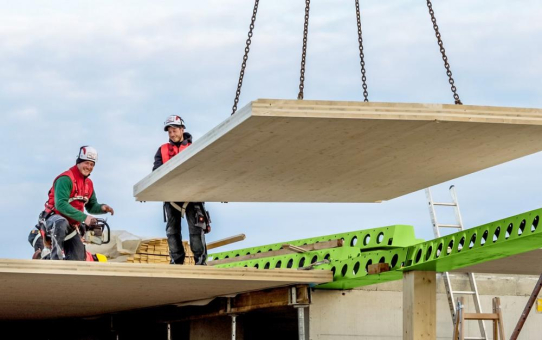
297, 0, 311, 100
231, 0, 260, 115
426, 0, 462, 105
355, 0, 368, 102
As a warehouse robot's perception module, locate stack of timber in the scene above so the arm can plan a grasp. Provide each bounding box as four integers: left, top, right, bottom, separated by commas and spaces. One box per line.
126, 239, 194, 265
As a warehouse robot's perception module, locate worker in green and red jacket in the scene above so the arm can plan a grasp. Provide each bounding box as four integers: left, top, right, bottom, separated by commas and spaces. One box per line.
28, 146, 114, 260
153, 115, 211, 265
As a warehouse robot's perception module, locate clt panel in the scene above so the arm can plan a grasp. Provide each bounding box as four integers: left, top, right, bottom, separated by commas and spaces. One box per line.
134, 99, 542, 202
0, 259, 330, 320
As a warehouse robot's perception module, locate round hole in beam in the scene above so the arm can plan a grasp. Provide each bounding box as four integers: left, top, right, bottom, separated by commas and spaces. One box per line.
447, 240, 454, 255
415, 249, 422, 263
287, 259, 294, 268
311, 255, 318, 264
493, 227, 501, 243
436, 243, 443, 258
426, 246, 433, 261
353, 261, 360, 275
298, 257, 306, 268
350, 236, 358, 247
481, 230, 488, 245
254, 263, 259, 269
377, 232, 385, 244
264, 262, 270, 269
275, 260, 282, 268
458, 237, 465, 252
363, 234, 371, 246
518, 219, 526, 236
379, 256, 386, 264
391, 254, 399, 268
506, 223, 513, 239
341, 264, 348, 277
469, 233, 477, 249
532, 216, 539, 232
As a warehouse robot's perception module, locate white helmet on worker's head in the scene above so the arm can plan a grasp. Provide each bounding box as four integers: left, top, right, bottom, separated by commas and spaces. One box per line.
76, 146, 98, 164
164, 115, 185, 131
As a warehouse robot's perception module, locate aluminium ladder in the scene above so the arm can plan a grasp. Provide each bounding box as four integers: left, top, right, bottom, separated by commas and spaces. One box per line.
425, 185, 487, 340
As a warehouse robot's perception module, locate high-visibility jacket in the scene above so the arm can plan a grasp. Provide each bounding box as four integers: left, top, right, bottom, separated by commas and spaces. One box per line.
160, 142, 191, 163
44, 165, 94, 226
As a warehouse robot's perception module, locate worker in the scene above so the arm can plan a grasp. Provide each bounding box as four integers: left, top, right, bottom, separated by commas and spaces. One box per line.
28, 146, 114, 260
153, 115, 211, 265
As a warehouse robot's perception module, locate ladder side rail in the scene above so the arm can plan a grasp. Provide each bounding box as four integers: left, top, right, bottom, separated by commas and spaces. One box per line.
468, 273, 487, 339
425, 188, 442, 238
450, 185, 465, 229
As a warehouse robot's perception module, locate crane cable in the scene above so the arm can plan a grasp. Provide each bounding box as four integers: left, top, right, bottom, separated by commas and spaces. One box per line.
297, 0, 311, 100
426, 0, 462, 105
231, 0, 260, 115
355, 0, 369, 102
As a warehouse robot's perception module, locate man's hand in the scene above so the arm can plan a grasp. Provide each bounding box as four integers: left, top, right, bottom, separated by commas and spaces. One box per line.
101, 204, 115, 215
84, 215, 97, 226
205, 224, 211, 234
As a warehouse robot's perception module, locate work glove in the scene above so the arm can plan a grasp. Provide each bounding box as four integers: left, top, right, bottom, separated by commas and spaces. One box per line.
205, 224, 211, 234
101, 204, 115, 215
84, 215, 97, 226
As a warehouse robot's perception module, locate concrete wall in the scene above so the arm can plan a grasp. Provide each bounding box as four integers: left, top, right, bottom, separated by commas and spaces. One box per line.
310, 273, 542, 340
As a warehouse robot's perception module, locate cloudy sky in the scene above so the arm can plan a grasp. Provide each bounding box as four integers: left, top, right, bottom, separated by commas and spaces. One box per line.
0, 0, 541, 260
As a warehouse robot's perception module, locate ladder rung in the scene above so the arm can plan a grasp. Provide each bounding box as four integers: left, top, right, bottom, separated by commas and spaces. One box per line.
437, 224, 462, 228
453, 291, 476, 295
433, 202, 457, 207
464, 313, 499, 320
465, 337, 486, 340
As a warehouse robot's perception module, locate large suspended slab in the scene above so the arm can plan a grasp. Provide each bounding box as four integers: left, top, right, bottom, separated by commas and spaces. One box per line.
0, 259, 330, 320
134, 99, 542, 202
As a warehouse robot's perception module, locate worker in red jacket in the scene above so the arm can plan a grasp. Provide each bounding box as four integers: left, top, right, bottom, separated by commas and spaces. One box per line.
153, 115, 210, 265
29, 146, 114, 260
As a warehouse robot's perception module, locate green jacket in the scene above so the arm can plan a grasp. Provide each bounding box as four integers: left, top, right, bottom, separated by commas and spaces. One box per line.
54, 176, 105, 223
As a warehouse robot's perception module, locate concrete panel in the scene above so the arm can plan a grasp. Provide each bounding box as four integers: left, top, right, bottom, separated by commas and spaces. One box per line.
310, 274, 542, 340
134, 99, 542, 203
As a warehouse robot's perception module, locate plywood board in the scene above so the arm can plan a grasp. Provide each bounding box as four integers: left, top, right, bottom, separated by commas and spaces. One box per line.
0, 259, 330, 320
134, 99, 542, 202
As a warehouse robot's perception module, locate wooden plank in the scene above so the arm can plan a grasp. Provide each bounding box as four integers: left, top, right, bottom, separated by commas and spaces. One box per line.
207, 234, 246, 250
464, 313, 499, 320
367, 263, 390, 275
0, 259, 331, 320
208, 239, 343, 266
282, 244, 308, 253
133, 99, 542, 203
403, 271, 436, 340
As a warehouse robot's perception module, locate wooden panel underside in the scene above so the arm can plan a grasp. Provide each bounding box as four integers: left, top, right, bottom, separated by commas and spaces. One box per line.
134, 100, 542, 202
451, 249, 542, 275
0, 259, 330, 320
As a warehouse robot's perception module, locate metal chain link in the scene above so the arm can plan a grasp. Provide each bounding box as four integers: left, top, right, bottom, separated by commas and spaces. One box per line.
231, 0, 260, 115
426, 0, 462, 105
297, 0, 311, 100
355, 0, 368, 102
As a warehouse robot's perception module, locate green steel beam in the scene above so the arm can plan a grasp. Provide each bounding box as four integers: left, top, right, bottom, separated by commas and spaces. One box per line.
209, 224, 422, 261
211, 208, 542, 290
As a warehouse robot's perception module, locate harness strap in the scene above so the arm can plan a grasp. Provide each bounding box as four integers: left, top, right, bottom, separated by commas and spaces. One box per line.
170, 202, 189, 218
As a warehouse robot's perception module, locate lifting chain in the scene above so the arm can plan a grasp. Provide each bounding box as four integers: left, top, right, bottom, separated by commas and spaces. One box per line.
297, 0, 311, 100
355, 0, 368, 102
231, 0, 260, 115
426, 0, 462, 105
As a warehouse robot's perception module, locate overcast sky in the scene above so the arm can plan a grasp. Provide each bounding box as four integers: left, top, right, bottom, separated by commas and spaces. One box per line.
0, 0, 541, 260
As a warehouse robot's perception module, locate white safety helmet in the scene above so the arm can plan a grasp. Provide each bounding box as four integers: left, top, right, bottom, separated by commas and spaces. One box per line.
77, 146, 98, 164
164, 115, 185, 131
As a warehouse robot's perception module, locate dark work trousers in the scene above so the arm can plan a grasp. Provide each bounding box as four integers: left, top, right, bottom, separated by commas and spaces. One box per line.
164, 202, 207, 265
45, 215, 86, 261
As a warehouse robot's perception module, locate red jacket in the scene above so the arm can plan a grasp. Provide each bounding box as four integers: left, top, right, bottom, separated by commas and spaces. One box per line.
44, 165, 94, 226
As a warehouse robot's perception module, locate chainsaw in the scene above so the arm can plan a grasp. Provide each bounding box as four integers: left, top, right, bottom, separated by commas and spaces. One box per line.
80, 218, 111, 245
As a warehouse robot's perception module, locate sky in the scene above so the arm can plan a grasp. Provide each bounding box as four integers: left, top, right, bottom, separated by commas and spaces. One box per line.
0, 0, 541, 260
